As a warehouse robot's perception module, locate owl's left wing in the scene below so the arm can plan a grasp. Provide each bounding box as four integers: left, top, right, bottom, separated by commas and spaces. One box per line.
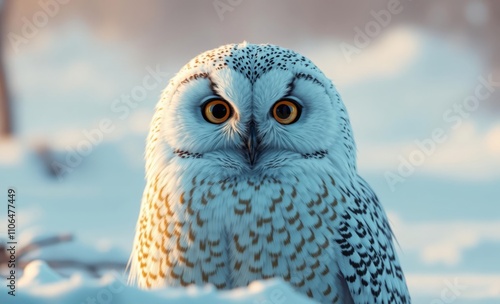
333, 175, 410, 303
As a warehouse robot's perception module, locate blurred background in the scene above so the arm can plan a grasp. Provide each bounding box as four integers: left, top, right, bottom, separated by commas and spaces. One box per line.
0, 0, 499, 303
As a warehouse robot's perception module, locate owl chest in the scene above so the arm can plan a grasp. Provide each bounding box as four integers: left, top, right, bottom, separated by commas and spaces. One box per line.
225, 207, 338, 289
164, 175, 343, 298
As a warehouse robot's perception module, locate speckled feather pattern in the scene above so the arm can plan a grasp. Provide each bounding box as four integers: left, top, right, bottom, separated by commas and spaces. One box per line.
128, 42, 411, 304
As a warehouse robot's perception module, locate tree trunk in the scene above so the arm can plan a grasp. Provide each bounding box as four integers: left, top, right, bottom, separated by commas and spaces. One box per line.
0, 0, 12, 138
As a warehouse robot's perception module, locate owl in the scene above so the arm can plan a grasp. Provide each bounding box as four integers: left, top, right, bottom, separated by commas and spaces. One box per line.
128, 42, 410, 304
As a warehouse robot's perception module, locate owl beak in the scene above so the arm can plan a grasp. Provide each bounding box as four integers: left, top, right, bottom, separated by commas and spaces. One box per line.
246, 121, 258, 166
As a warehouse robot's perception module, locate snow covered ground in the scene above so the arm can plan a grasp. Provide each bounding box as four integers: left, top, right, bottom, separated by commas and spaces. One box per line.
0, 261, 317, 304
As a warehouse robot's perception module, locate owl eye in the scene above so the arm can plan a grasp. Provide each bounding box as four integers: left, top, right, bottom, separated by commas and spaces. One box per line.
271, 99, 301, 125
202, 99, 232, 124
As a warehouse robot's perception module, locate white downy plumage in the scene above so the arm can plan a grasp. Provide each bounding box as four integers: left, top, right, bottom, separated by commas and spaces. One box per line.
128, 42, 411, 304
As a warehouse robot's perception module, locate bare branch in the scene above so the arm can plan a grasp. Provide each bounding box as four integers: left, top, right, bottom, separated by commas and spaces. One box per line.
17, 234, 73, 259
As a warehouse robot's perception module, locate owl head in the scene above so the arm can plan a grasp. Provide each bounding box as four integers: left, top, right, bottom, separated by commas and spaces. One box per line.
146, 42, 357, 184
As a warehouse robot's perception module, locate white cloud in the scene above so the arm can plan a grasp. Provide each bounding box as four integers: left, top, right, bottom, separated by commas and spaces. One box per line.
420, 122, 500, 179
358, 122, 500, 180
407, 273, 500, 300
303, 26, 421, 86
388, 212, 500, 267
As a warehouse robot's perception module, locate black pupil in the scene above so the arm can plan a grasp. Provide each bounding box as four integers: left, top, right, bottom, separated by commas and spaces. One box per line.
276, 104, 292, 119
211, 103, 227, 119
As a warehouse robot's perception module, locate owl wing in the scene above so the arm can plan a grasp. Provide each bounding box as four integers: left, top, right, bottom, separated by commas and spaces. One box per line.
333, 175, 410, 303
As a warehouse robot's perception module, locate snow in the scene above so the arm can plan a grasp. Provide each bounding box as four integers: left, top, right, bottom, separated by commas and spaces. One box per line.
0, 261, 318, 304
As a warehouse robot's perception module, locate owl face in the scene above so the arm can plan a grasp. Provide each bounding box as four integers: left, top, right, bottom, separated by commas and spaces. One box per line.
157, 43, 355, 180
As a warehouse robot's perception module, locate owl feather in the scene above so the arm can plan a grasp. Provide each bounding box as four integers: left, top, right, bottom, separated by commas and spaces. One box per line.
128, 42, 410, 304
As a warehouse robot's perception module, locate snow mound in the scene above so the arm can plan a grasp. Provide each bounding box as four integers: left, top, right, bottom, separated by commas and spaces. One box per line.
1, 260, 318, 304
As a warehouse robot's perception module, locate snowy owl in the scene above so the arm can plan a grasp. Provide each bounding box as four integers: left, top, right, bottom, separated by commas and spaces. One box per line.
129, 42, 410, 303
